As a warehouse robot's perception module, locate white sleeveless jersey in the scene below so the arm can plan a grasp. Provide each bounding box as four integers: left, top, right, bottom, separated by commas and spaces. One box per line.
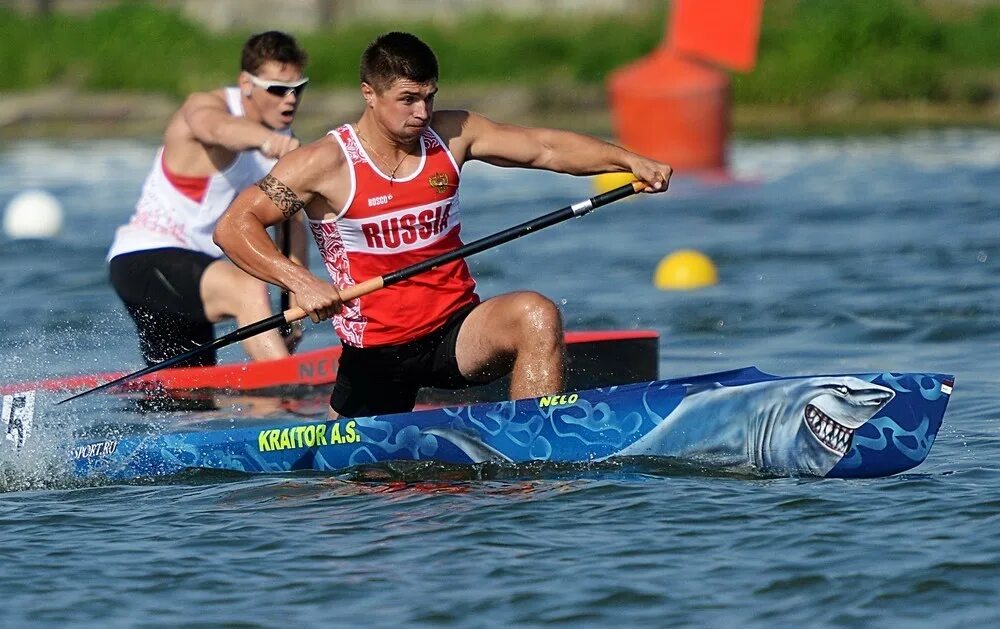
107, 87, 288, 260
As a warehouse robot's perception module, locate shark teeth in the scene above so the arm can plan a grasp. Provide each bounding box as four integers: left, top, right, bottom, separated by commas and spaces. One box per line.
804, 404, 853, 454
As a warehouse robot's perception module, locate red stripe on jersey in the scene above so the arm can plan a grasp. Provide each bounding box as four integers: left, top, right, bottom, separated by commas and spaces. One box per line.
161, 154, 209, 203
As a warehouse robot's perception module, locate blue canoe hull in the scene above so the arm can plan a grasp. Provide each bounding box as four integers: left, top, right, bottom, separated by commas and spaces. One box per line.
70, 367, 954, 481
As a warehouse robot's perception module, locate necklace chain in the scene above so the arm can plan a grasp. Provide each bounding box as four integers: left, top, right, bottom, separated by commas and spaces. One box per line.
357, 130, 413, 181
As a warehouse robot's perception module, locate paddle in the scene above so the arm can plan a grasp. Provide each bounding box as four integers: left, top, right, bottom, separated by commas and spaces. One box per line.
58, 180, 645, 404
276, 219, 294, 340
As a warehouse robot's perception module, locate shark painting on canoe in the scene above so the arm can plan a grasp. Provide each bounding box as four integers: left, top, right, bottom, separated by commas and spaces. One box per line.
611, 376, 895, 476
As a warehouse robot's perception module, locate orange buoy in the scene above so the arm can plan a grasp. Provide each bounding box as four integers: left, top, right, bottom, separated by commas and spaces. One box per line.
608, 50, 729, 172
606, 0, 763, 173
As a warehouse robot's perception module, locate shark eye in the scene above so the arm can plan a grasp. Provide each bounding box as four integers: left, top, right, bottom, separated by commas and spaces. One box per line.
837, 385, 849, 395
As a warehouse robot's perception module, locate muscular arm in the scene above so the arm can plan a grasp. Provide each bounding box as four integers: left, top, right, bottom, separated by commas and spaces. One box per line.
440, 110, 671, 191
182, 92, 276, 152
214, 140, 343, 322
215, 172, 306, 290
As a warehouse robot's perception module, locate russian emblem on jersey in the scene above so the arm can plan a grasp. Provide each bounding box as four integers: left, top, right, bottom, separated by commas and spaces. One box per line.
429, 172, 450, 194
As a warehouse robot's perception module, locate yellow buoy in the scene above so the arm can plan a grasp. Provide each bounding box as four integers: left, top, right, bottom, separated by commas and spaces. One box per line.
654, 249, 718, 290
592, 171, 637, 195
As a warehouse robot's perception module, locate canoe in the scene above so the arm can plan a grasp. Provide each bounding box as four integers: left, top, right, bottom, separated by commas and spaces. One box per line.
2, 330, 658, 405
62, 367, 953, 481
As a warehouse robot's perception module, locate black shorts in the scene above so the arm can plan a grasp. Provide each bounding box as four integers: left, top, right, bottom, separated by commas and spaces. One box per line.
330, 304, 483, 417
109, 248, 219, 367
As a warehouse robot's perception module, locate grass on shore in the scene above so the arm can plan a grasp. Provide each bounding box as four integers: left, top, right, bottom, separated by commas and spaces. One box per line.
1, 0, 998, 108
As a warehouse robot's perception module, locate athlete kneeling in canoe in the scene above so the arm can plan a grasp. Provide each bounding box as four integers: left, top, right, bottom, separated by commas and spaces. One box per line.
215, 32, 672, 417
108, 31, 310, 367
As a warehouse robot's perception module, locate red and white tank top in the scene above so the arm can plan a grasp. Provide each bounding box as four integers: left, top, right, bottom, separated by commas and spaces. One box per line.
309, 124, 479, 348
107, 88, 289, 260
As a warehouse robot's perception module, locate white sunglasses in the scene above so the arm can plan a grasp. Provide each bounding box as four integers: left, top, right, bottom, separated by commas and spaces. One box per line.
245, 73, 309, 97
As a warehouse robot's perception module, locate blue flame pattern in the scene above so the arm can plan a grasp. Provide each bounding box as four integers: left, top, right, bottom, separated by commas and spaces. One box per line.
829, 373, 951, 478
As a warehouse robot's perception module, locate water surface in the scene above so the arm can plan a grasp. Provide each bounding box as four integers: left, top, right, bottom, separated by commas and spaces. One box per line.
0, 130, 997, 626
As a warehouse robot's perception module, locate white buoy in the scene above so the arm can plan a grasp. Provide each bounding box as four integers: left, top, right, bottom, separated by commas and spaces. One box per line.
3, 190, 64, 239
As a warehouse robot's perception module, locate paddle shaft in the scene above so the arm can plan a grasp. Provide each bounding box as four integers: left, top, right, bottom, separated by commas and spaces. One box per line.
57, 181, 643, 404
277, 220, 292, 337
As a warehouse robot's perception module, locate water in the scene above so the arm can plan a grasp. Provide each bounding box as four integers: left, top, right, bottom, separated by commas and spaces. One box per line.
0, 130, 997, 626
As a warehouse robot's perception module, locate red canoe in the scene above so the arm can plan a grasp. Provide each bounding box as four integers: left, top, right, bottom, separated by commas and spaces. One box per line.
3, 330, 659, 399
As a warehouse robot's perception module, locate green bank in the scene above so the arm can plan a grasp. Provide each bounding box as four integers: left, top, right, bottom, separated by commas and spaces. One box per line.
2, 0, 998, 136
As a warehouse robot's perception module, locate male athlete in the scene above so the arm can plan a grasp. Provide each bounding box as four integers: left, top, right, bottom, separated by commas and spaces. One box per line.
108, 31, 310, 367
215, 32, 672, 417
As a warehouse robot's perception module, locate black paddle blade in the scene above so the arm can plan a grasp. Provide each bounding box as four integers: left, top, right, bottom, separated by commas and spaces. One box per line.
57, 312, 289, 405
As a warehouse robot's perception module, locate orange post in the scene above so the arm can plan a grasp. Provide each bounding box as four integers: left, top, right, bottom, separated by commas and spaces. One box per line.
669, 0, 764, 72
607, 0, 764, 173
